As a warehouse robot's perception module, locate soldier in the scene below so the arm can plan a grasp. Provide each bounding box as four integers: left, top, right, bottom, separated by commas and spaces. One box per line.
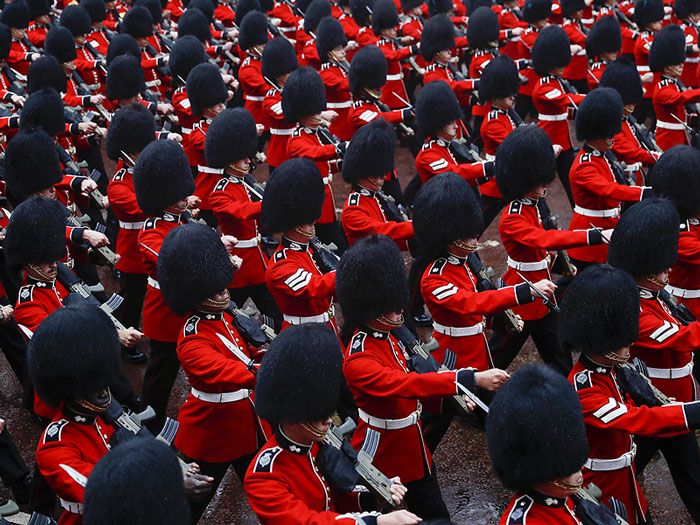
560, 0, 589, 94
238, 11, 271, 133
122, 6, 168, 97
2, 0, 40, 76
0, 22, 26, 112
26, 0, 51, 48
168, 35, 209, 138
298, 0, 330, 68
60, 5, 105, 97
245, 323, 418, 524
82, 0, 111, 56
514, 0, 551, 120
158, 223, 268, 521
585, 15, 622, 90
633, 0, 664, 121
674, 0, 700, 89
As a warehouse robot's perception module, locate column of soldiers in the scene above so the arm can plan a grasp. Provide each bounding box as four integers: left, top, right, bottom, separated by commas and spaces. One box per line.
0, 0, 697, 522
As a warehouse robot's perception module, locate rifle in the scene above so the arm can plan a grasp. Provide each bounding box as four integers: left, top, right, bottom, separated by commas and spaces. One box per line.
70, 71, 112, 123
309, 236, 340, 273
617, 357, 673, 405
572, 483, 630, 525
1, 66, 27, 95
375, 190, 410, 222
516, 271, 560, 313
82, 41, 108, 76
537, 199, 577, 277
374, 97, 415, 138
56, 146, 109, 209
603, 150, 636, 186
659, 287, 696, 325
223, 302, 277, 346
626, 114, 662, 154
66, 215, 119, 266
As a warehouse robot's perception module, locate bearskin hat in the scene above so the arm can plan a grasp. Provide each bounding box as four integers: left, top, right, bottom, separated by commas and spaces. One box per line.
598, 57, 643, 104
60, 5, 92, 36
205, 107, 258, 168
337, 234, 408, 324
559, 264, 640, 356
186, 63, 227, 115
495, 124, 556, 200
0, 23, 10, 60
522, 0, 551, 22
608, 198, 680, 278
316, 17, 347, 62
44, 26, 77, 63
401, 0, 423, 11
575, 87, 623, 141
135, 0, 162, 24
304, 0, 331, 33
1, 0, 30, 29
467, 6, 498, 49
255, 323, 343, 423
27, 55, 67, 94
372, 0, 398, 34
675, 0, 700, 19
634, 0, 664, 28
415, 80, 462, 137
122, 6, 154, 37
168, 35, 207, 82
157, 223, 234, 314
478, 55, 519, 103
28, 306, 121, 406
188, 0, 214, 20
239, 11, 269, 51
260, 158, 324, 233
486, 364, 589, 491
19, 87, 65, 136
297, 0, 314, 14
4, 130, 62, 199
176, 8, 211, 41
420, 14, 455, 61
106, 34, 141, 64
134, 140, 195, 215
466, 0, 494, 14
342, 118, 395, 183
282, 66, 326, 122
262, 37, 298, 82
649, 23, 686, 72
413, 172, 484, 259
532, 25, 571, 76
27, 0, 50, 19
4, 196, 66, 267
80, 0, 106, 22
235, 0, 261, 26
427, 0, 453, 16
106, 54, 145, 100
349, 45, 387, 96
651, 145, 700, 219
350, 0, 374, 26
106, 103, 156, 160
84, 439, 189, 525
586, 15, 621, 58
561, 0, 585, 15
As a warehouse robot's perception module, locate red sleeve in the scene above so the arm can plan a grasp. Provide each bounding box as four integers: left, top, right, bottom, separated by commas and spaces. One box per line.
635, 311, 700, 353
267, 262, 336, 300
320, 67, 349, 91
177, 333, 257, 389
500, 213, 593, 250
573, 162, 646, 201
612, 131, 658, 166
655, 85, 700, 106
138, 225, 162, 272
415, 148, 488, 185
287, 135, 338, 161
239, 63, 270, 93
209, 185, 262, 220
341, 203, 414, 243
36, 441, 93, 504
107, 178, 143, 217
678, 232, 700, 266
422, 272, 525, 315
14, 298, 50, 334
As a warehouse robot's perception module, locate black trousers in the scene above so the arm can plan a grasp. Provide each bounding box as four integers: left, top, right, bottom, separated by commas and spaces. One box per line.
404, 465, 450, 520
568, 78, 589, 95
481, 195, 508, 232
141, 339, 180, 433
229, 283, 282, 332
515, 94, 537, 122
489, 312, 573, 376
0, 425, 29, 493
556, 148, 576, 208
117, 271, 147, 331
635, 432, 700, 523
0, 319, 26, 384
315, 221, 348, 256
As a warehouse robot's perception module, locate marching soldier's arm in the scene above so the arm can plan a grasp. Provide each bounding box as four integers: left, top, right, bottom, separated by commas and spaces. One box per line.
320, 67, 349, 91
612, 130, 658, 166
267, 261, 336, 299
74, 55, 101, 76
107, 175, 144, 216
341, 203, 414, 244
678, 230, 700, 265
499, 212, 600, 250
209, 183, 262, 220
36, 437, 94, 505
287, 134, 338, 161
535, 84, 585, 108
349, 105, 405, 128
138, 225, 162, 269
416, 148, 490, 186
14, 291, 51, 334
262, 92, 284, 121
572, 161, 648, 201
239, 62, 270, 93
481, 118, 512, 147
634, 310, 700, 352
655, 84, 700, 106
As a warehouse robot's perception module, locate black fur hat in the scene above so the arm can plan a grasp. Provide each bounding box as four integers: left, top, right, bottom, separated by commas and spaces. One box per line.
1, 0, 30, 29
349, 44, 387, 97
106, 54, 146, 100
559, 264, 640, 356
575, 87, 623, 141
634, 0, 664, 28
350, 0, 374, 26
260, 158, 325, 233
466, 0, 493, 14
586, 15, 621, 58
420, 14, 455, 61
413, 172, 484, 259
651, 145, 700, 219
28, 306, 121, 406
135, 0, 162, 24
235, 0, 261, 26
675, 0, 700, 19
532, 25, 571, 76
177, 8, 211, 42
60, 5, 92, 36
4, 196, 66, 267
19, 87, 65, 136
168, 35, 207, 82
427, 0, 453, 16
282, 66, 326, 121
262, 37, 298, 82
316, 16, 347, 62
134, 140, 195, 215
337, 234, 408, 324
157, 223, 235, 314
372, 0, 398, 35
27, 0, 50, 19
466, 6, 498, 49
608, 198, 680, 278
44, 26, 77, 63
239, 10, 269, 50
186, 63, 228, 115
4, 130, 62, 199
27, 55, 67, 94
342, 118, 395, 182
649, 23, 686, 72
188, 0, 214, 20
84, 439, 189, 525
495, 124, 556, 200
122, 6, 154, 37
106, 103, 156, 160
522, 0, 551, 22
0, 23, 10, 60
80, 0, 107, 23
401, 0, 424, 10
205, 108, 258, 168
255, 323, 343, 423
561, 0, 585, 15
415, 80, 461, 137
486, 364, 588, 491
106, 34, 141, 64
598, 57, 643, 104
304, 0, 331, 33
478, 55, 519, 103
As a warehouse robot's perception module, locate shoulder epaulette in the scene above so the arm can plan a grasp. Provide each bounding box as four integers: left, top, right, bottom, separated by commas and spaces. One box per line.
429, 257, 447, 275
253, 447, 283, 473
18, 285, 35, 304
506, 494, 534, 524
349, 331, 367, 355
680, 220, 690, 232
112, 168, 127, 181
214, 178, 229, 192
573, 370, 593, 391
43, 419, 69, 444
183, 315, 201, 337
348, 192, 361, 206
274, 249, 288, 262
580, 153, 592, 163
143, 217, 159, 230
508, 200, 522, 215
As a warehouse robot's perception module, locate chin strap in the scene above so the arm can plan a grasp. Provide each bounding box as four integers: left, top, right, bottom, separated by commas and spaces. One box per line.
645, 274, 668, 289
300, 422, 327, 439
294, 226, 315, 239
71, 388, 112, 416
198, 290, 231, 312
377, 313, 404, 328
453, 239, 478, 252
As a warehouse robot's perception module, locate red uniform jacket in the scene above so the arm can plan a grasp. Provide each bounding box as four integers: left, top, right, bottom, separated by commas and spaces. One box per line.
27, 22, 49, 48
7, 39, 33, 75
586, 60, 607, 91
635, 31, 655, 97
652, 76, 700, 151
185, 118, 208, 170
175, 311, 269, 462
480, 108, 517, 198
424, 61, 477, 109
611, 116, 659, 186
172, 86, 197, 136
532, 75, 585, 151
300, 37, 320, 69
499, 7, 528, 59
140, 45, 166, 96
376, 38, 412, 109
562, 18, 587, 82
348, 99, 405, 133
262, 87, 294, 167
340, 187, 413, 248
516, 26, 540, 97
74, 45, 103, 90
469, 51, 495, 118
214, 3, 236, 26
500, 492, 582, 524
416, 138, 491, 185
239, 55, 270, 129
269, 1, 300, 40
86, 27, 111, 56
669, 218, 700, 318
320, 62, 354, 140
681, 22, 699, 88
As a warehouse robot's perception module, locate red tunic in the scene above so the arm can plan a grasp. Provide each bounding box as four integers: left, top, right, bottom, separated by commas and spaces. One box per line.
469, 50, 495, 118
532, 75, 585, 151
320, 63, 354, 140
415, 138, 490, 185
262, 87, 294, 167
269, 1, 300, 41
611, 117, 659, 186
586, 60, 606, 91
7, 39, 33, 75
239, 55, 270, 128
140, 45, 166, 96
516, 26, 541, 98
562, 18, 587, 82
214, 3, 236, 26
480, 108, 517, 199
184, 118, 208, 169
27, 22, 49, 48
172, 86, 197, 136
634, 31, 654, 99
376, 38, 412, 109
500, 492, 582, 524
348, 99, 405, 133
300, 38, 320, 69
74, 45, 103, 90
498, 8, 528, 59
652, 76, 700, 151
681, 22, 699, 88
423, 61, 477, 109
86, 28, 111, 56
669, 219, 700, 318
340, 187, 413, 248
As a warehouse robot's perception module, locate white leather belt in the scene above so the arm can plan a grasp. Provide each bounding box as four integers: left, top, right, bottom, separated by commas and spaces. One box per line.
646, 361, 693, 379
246, 95, 265, 101
688, 57, 700, 63
60, 499, 83, 514
322, 174, 333, 185
284, 311, 331, 324
584, 445, 636, 472
198, 165, 224, 175
573, 205, 620, 218
580, 17, 594, 24
484, 153, 495, 161
327, 100, 352, 109
667, 285, 700, 299
181, 127, 192, 135
145, 80, 161, 88
191, 387, 249, 403
656, 120, 686, 131
433, 321, 485, 337
119, 220, 144, 230
386, 73, 403, 81
623, 162, 642, 172
637, 65, 650, 72
507, 257, 549, 271
270, 127, 294, 135
85, 83, 100, 91
358, 406, 420, 430
235, 236, 260, 248
538, 112, 568, 121
147, 276, 160, 289
279, 26, 296, 32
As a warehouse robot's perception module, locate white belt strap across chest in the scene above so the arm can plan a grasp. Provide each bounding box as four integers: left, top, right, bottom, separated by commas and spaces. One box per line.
119, 220, 145, 230
646, 360, 694, 379
433, 321, 485, 337
147, 276, 160, 289
656, 120, 687, 131
538, 112, 568, 122
358, 406, 421, 430
190, 387, 249, 403
584, 444, 636, 472
506, 257, 549, 271
667, 285, 700, 299
573, 205, 620, 218
322, 173, 333, 185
